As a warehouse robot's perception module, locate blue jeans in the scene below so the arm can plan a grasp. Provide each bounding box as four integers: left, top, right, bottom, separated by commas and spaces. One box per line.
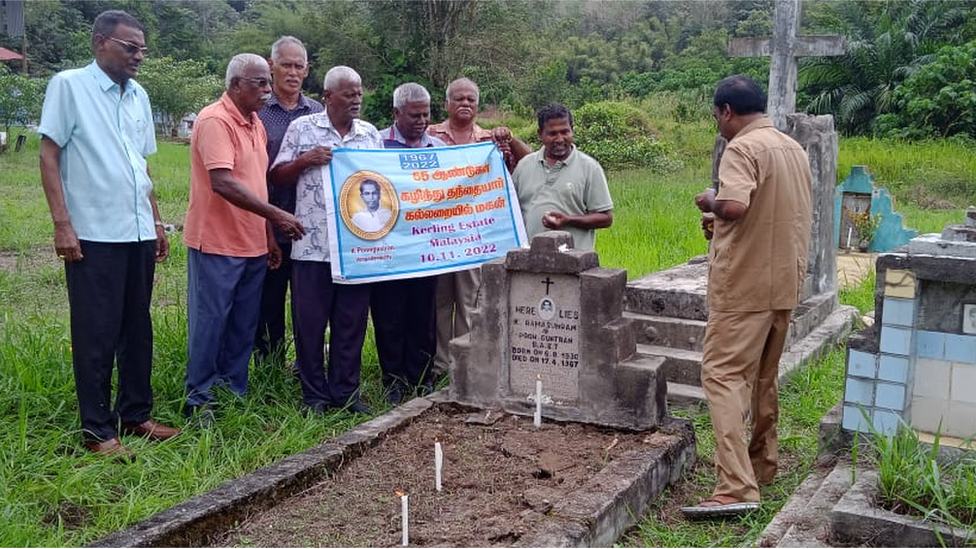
185, 248, 266, 407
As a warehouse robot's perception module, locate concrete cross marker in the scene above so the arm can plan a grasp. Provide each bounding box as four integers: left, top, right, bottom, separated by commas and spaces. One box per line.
729, 0, 845, 130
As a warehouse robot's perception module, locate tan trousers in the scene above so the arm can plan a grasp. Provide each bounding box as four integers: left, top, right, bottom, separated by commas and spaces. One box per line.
433, 268, 481, 374
701, 308, 791, 502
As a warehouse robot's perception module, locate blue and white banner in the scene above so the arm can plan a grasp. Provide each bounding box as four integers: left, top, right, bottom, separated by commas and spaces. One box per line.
325, 142, 528, 283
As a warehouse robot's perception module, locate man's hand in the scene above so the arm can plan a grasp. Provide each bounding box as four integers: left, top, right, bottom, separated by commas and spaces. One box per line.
541, 211, 568, 230
695, 188, 716, 213
154, 225, 170, 263
490, 126, 513, 145
271, 210, 306, 241
300, 146, 333, 169
267, 238, 282, 270
54, 220, 83, 262
701, 213, 715, 241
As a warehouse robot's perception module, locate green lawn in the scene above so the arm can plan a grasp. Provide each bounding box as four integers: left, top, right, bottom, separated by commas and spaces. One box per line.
0, 124, 972, 546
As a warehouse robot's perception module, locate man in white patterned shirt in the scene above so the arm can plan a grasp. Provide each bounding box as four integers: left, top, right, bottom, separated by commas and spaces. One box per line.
270, 66, 382, 415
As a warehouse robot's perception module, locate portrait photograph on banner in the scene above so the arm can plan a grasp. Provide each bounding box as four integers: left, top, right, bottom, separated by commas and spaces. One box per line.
324, 142, 528, 283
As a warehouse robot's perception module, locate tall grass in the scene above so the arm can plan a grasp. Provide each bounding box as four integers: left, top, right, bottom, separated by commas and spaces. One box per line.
1, 104, 973, 545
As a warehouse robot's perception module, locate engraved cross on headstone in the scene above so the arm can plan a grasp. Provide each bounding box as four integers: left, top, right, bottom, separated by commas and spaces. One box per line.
729, 0, 845, 130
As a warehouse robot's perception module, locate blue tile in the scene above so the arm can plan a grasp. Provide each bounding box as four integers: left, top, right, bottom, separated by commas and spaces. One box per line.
843, 405, 870, 432
873, 410, 901, 436
880, 326, 913, 356
847, 350, 877, 379
845, 377, 874, 406
915, 330, 946, 360
876, 382, 907, 411
882, 297, 915, 327
878, 354, 910, 383
945, 334, 976, 364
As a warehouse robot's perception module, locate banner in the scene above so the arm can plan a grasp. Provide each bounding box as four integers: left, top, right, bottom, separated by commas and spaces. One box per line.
325, 142, 528, 283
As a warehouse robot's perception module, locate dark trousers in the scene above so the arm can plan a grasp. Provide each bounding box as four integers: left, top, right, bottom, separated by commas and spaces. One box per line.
370, 276, 438, 391
254, 243, 292, 364
65, 240, 157, 442
291, 261, 370, 407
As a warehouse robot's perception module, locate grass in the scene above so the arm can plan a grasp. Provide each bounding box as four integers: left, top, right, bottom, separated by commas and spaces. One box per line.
0, 103, 973, 546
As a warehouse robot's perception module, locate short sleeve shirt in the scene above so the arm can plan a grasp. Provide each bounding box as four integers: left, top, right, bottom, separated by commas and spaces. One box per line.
37, 61, 158, 242
258, 94, 324, 219
427, 120, 493, 145
272, 113, 383, 262
708, 117, 813, 312
183, 93, 270, 257
511, 146, 613, 251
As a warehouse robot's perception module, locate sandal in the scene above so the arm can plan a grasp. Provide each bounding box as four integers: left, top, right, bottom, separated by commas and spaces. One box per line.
680, 495, 759, 519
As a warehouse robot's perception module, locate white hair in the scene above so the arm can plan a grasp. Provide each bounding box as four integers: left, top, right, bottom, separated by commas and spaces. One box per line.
225, 53, 267, 89
271, 35, 307, 64
323, 66, 361, 92
446, 77, 479, 104
393, 83, 430, 109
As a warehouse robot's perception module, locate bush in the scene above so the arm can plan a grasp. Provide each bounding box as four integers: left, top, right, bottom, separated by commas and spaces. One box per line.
572, 101, 684, 172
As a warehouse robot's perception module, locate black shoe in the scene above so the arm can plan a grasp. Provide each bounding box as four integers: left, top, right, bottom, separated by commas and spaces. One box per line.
183, 403, 215, 428
345, 400, 372, 415
301, 401, 332, 416
385, 385, 404, 405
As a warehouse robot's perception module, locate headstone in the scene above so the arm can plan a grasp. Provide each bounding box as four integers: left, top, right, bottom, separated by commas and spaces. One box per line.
450, 231, 668, 430
729, 0, 846, 130
842, 211, 976, 439
833, 166, 918, 252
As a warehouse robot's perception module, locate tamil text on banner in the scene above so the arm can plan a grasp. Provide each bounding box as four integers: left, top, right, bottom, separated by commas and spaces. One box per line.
325, 142, 527, 283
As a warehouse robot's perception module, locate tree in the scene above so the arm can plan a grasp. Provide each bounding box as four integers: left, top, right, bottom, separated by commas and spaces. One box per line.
136, 57, 222, 136
0, 65, 44, 139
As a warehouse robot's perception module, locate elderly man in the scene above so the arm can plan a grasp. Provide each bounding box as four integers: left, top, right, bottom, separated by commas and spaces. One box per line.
39, 10, 179, 461
183, 53, 305, 422
512, 103, 613, 251
271, 66, 381, 415
428, 77, 530, 379
681, 75, 813, 518
372, 82, 446, 404
254, 36, 324, 367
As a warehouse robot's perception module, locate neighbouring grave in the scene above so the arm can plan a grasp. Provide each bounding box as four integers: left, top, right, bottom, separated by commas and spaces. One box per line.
842, 208, 976, 440
835, 165, 917, 252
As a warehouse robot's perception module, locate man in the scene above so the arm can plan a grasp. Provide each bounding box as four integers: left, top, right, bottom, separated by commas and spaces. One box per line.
512, 103, 614, 252
38, 10, 179, 460
428, 77, 531, 378
681, 75, 813, 518
350, 179, 391, 232
183, 53, 306, 422
372, 82, 446, 404
255, 36, 324, 366
271, 66, 381, 415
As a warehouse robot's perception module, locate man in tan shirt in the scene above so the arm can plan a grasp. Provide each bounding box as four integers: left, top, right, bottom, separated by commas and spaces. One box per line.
683, 75, 813, 518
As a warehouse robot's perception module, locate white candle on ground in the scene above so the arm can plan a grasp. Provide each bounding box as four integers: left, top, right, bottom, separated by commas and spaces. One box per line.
534, 374, 542, 428
434, 440, 443, 491
397, 491, 408, 546
846, 226, 853, 249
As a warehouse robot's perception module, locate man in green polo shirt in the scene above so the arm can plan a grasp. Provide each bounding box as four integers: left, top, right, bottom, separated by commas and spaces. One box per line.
511, 103, 613, 251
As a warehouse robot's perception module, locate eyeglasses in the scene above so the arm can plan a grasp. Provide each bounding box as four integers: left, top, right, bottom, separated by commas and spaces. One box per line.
239, 77, 272, 88
104, 35, 148, 56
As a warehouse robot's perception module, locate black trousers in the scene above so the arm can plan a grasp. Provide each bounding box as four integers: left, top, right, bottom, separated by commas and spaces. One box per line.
370, 276, 437, 390
65, 240, 157, 442
254, 242, 292, 364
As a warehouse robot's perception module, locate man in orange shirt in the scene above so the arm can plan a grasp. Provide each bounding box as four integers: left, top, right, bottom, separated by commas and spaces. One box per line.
183, 53, 305, 423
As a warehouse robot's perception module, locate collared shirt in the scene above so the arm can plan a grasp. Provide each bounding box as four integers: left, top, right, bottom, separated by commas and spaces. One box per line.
258, 93, 324, 239
273, 113, 382, 262
38, 60, 157, 243
382, 124, 446, 149
512, 145, 613, 251
184, 92, 270, 257
708, 116, 813, 312
427, 120, 492, 145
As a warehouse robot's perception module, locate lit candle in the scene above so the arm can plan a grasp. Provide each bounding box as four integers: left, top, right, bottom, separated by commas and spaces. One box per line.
846, 226, 853, 249
434, 439, 443, 492
396, 490, 408, 546
534, 374, 542, 428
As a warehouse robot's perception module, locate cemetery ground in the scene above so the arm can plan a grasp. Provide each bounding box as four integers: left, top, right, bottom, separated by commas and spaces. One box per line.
1, 120, 974, 546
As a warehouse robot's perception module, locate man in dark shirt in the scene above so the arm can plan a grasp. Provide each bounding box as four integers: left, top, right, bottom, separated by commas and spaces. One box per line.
255, 36, 324, 366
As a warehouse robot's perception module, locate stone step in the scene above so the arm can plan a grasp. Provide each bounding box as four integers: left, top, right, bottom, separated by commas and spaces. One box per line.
757, 461, 854, 547
625, 259, 708, 320
665, 382, 705, 410
636, 343, 703, 386
625, 311, 706, 351
787, 291, 840, 346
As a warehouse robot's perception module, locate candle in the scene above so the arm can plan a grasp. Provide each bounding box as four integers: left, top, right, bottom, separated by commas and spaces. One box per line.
846, 226, 853, 249
434, 440, 443, 491
396, 491, 408, 546
534, 374, 542, 428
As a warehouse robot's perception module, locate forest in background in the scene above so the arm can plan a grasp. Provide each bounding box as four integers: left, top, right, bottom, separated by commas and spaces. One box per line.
1, 0, 975, 140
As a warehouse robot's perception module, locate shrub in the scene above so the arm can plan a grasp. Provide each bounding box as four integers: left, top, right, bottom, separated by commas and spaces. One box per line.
572, 101, 684, 172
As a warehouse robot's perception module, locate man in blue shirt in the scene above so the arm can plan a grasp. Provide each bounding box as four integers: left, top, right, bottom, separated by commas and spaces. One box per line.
254, 36, 324, 367
38, 10, 179, 461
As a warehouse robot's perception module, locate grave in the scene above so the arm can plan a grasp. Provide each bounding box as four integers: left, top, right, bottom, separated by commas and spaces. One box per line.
834, 165, 917, 252
626, 114, 857, 405
841, 208, 976, 441
92, 233, 693, 547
